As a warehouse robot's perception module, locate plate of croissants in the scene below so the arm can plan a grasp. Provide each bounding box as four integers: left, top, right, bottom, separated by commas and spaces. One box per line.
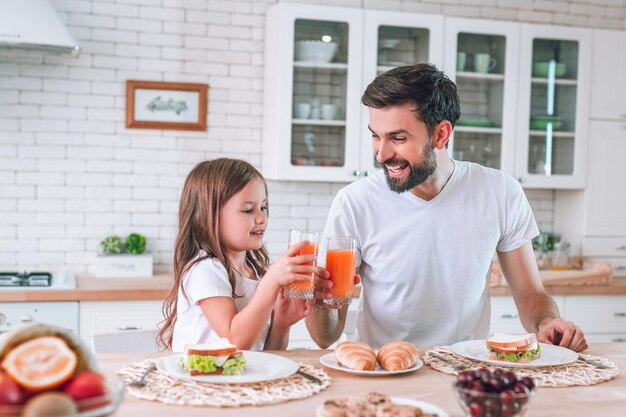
320, 341, 423, 375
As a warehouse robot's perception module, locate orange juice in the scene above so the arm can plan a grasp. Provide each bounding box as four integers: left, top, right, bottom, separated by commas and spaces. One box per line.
288, 242, 318, 292
326, 248, 356, 298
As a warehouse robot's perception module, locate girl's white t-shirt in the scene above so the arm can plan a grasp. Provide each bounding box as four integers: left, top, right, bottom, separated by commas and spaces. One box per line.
171, 251, 269, 353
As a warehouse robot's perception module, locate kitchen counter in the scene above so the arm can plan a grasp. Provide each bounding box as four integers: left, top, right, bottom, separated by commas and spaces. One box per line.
1, 272, 626, 303
99, 344, 625, 417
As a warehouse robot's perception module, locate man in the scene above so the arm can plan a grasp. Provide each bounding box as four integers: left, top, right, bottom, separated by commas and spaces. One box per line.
306, 64, 587, 352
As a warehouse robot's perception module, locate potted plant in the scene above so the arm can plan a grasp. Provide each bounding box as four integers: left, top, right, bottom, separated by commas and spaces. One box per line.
95, 233, 153, 278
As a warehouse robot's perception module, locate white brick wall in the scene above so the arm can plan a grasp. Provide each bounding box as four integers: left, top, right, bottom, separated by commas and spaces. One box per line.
1, 0, 624, 274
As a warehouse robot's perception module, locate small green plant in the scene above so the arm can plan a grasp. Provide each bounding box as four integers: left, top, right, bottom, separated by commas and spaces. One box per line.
125, 233, 147, 254
100, 235, 123, 255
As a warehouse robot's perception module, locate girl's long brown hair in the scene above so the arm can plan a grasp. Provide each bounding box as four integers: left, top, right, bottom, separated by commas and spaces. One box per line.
157, 158, 271, 350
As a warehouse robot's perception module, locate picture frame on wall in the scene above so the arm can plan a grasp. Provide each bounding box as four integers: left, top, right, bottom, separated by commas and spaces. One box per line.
125, 80, 208, 131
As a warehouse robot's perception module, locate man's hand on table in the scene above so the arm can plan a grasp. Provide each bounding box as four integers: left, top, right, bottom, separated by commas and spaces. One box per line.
537, 317, 589, 352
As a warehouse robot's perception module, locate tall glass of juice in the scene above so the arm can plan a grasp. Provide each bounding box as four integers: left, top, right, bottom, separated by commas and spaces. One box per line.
323, 236, 356, 306
285, 230, 319, 299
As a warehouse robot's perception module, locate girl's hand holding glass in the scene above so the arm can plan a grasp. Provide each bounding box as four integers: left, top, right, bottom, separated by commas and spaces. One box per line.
266, 240, 319, 289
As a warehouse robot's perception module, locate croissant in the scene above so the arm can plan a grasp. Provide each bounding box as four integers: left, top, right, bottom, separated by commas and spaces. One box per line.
376, 341, 419, 371
334, 341, 377, 371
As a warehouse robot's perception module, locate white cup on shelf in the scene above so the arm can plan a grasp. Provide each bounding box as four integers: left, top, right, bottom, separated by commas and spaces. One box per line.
321, 104, 338, 120
294, 103, 311, 119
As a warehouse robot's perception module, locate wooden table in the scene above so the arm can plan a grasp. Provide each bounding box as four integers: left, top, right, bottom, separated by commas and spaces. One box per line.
98, 344, 625, 417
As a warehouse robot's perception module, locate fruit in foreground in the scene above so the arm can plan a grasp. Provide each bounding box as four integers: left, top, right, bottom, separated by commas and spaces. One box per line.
1, 336, 77, 392
62, 371, 107, 401
21, 392, 78, 417
0, 370, 25, 405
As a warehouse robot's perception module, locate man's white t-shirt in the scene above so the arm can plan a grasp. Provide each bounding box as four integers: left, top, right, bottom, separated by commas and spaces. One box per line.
171, 251, 269, 353
322, 160, 539, 348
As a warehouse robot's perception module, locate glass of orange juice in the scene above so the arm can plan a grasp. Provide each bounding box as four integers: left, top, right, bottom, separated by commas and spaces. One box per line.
285, 230, 319, 299
323, 236, 356, 306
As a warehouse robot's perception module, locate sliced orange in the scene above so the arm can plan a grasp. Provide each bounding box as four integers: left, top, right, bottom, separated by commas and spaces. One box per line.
2, 336, 77, 392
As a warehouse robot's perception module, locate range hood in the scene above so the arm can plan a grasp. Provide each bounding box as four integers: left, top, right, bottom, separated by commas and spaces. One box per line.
0, 0, 80, 56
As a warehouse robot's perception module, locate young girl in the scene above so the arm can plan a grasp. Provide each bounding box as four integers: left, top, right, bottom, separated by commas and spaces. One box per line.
158, 158, 316, 352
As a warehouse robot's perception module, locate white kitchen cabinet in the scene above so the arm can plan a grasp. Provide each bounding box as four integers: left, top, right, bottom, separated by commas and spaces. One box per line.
581, 29, 626, 270
263, 3, 443, 182
563, 295, 626, 343
589, 30, 626, 121
263, 4, 364, 182
444, 18, 520, 173
515, 24, 591, 189
263, 5, 593, 189
359, 11, 444, 176
78, 300, 163, 346
490, 295, 565, 334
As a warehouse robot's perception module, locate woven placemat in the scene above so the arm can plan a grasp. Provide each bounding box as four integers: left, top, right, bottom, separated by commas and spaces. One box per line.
423, 346, 619, 387
116, 359, 331, 407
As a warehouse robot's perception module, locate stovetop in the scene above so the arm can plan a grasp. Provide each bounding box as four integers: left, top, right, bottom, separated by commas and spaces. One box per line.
0, 271, 76, 290
0, 272, 51, 287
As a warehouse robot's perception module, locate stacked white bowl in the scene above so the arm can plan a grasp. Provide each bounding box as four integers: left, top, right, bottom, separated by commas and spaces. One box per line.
294, 40, 338, 63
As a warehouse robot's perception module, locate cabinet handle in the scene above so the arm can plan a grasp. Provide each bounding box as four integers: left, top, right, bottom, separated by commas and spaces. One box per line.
20, 315, 34, 323
353, 170, 361, 176
118, 325, 142, 331
500, 314, 519, 319
613, 338, 626, 342
364, 171, 370, 177
614, 313, 626, 317
616, 245, 626, 251
615, 266, 626, 270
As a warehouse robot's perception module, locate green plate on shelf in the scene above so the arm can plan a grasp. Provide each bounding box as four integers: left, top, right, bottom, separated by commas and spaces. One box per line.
532, 62, 566, 78
456, 119, 495, 128
530, 116, 561, 130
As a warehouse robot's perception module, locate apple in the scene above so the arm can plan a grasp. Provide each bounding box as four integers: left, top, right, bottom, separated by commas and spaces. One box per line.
0, 370, 25, 405
61, 371, 107, 402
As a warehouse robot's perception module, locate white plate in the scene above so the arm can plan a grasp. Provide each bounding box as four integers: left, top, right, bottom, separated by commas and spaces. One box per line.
316, 397, 449, 417
156, 351, 298, 384
319, 352, 423, 376
450, 340, 578, 368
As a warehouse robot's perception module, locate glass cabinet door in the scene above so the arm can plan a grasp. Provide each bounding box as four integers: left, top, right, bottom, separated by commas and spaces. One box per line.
527, 39, 578, 177
263, 4, 363, 182
291, 18, 349, 169
516, 25, 591, 188
444, 18, 520, 174
361, 12, 444, 177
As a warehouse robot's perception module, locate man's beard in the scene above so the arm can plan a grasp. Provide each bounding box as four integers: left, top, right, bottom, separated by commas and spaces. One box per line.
383, 141, 437, 193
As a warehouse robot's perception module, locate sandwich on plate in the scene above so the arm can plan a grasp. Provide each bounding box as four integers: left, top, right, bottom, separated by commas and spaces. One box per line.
181, 338, 246, 376
486, 332, 541, 363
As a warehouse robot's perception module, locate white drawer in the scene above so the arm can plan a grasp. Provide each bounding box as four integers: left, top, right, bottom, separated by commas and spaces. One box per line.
606, 258, 626, 277
79, 300, 163, 345
490, 296, 565, 334
583, 237, 626, 257
491, 296, 525, 334
585, 333, 626, 344
563, 295, 626, 333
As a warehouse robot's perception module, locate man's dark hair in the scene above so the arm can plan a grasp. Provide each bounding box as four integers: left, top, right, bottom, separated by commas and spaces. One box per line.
361, 63, 461, 135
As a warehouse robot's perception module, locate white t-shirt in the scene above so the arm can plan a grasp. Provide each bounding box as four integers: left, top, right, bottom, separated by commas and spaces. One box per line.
171, 252, 269, 353
322, 160, 539, 348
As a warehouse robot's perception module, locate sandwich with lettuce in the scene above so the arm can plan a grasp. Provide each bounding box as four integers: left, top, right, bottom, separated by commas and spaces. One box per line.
181, 338, 246, 376
486, 332, 541, 363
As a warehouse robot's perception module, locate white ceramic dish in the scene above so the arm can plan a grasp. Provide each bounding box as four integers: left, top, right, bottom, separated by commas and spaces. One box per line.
295, 40, 338, 63
156, 351, 298, 384
450, 340, 578, 368
319, 352, 423, 376
315, 397, 449, 417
